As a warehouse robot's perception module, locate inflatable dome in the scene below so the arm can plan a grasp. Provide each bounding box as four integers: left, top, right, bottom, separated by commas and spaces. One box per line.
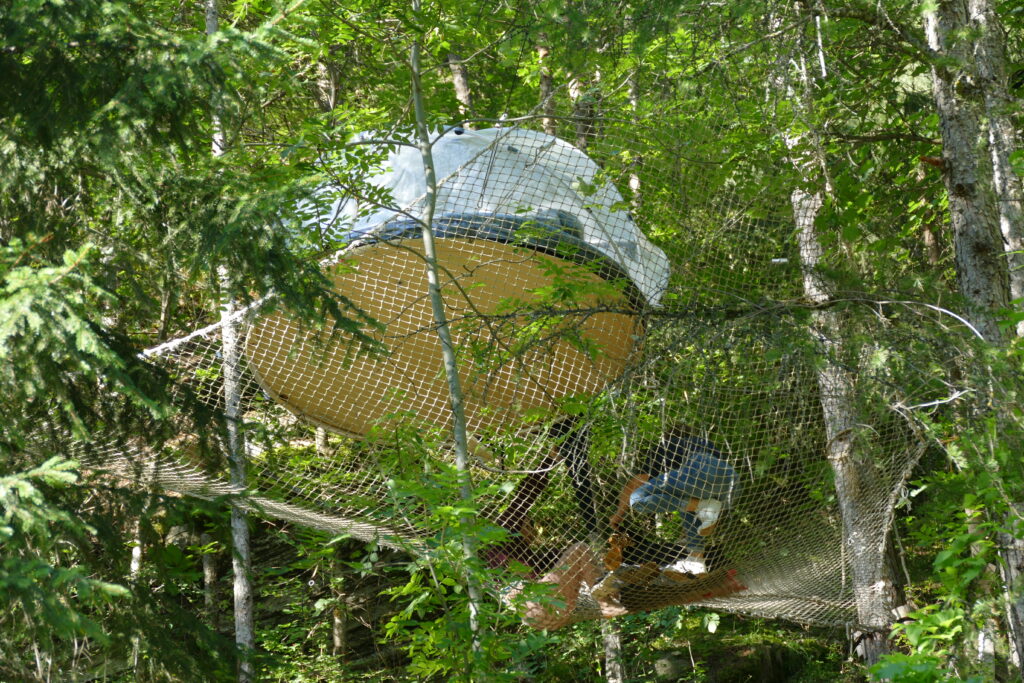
244, 127, 670, 437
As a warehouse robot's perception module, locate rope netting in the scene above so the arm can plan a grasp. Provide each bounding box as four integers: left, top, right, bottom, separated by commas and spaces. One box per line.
72, 109, 978, 631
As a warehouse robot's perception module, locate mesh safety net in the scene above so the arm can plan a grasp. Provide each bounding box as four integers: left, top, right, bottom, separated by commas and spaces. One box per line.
68, 112, 978, 632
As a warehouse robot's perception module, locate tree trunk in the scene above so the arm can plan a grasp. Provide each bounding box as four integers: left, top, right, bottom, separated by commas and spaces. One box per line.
221, 296, 256, 682
925, 3, 1024, 669
330, 559, 346, 658
409, 9, 483, 658
568, 74, 598, 150
924, 0, 1010, 343
129, 514, 144, 673
779, 23, 897, 664
537, 43, 556, 135
968, 0, 1024, 334
314, 58, 339, 115
447, 53, 474, 124
602, 620, 625, 683
315, 427, 330, 458
331, 555, 348, 659
201, 530, 219, 631
206, 1, 255, 679
794, 188, 898, 665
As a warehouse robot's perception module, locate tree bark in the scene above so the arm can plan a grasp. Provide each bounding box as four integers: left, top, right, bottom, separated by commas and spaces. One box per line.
331, 555, 348, 658
447, 53, 474, 124
314, 58, 339, 115
409, 8, 483, 658
200, 530, 219, 631
568, 74, 598, 150
794, 188, 898, 665
221, 295, 256, 682
924, 0, 1010, 343
206, 1, 255, 679
537, 43, 556, 135
925, 0, 1024, 669
780, 24, 897, 664
602, 619, 625, 683
968, 0, 1024, 335
129, 514, 144, 673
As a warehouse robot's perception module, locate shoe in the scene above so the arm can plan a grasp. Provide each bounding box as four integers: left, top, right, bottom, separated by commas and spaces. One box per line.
695, 499, 722, 533
591, 572, 625, 603
665, 555, 707, 575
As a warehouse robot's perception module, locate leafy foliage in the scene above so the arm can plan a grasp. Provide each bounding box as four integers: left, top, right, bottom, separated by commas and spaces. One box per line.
1, 0, 1022, 680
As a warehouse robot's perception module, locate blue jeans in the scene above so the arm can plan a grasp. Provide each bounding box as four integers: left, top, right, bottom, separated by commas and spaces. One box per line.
629, 452, 739, 554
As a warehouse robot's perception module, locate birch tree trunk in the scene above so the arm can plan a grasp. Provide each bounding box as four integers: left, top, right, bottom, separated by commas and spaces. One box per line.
206, 1, 255, 679
129, 513, 144, 673
221, 260, 256, 683
200, 530, 219, 630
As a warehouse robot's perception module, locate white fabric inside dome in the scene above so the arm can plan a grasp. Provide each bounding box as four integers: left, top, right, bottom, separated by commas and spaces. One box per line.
319, 127, 670, 306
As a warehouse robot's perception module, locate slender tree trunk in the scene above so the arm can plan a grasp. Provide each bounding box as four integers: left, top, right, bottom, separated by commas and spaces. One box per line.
627, 68, 642, 211
201, 530, 219, 630
128, 464, 156, 674
206, 2, 255, 679
409, 5, 483, 659
924, 4, 1024, 669
129, 514, 144, 673
314, 427, 349, 659
447, 53, 474, 124
780, 24, 896, 664
568, 73, 598, 150
331, 554, 348, 659
602, 620, 625, 683
312, 43, 354, 665
221, 294, 256, 682
331, 604, 347, 658
537, 42, 557, 135
157, 268, 175, 343
314, 58, 338, 115
315, 426, 330, 458
794, 187, 898, 665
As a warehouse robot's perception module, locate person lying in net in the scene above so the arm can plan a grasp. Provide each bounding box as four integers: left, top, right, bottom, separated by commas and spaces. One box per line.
483, 420, 626, 629
609, 428, 740, 575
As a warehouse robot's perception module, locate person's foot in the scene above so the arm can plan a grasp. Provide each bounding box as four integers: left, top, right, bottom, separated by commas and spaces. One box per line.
584, 579, 630, 618
590, 572, 625, 603
695, 499, 722, 534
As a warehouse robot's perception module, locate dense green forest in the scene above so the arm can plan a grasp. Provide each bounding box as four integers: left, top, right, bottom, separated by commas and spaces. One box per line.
2, 0, 1023, 681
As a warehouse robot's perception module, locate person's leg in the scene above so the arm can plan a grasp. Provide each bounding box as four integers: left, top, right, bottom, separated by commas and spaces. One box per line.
674, 451, 740, 502
648, 454, 740, 533
629, 473, 694, 516
520, 542, 598, 630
